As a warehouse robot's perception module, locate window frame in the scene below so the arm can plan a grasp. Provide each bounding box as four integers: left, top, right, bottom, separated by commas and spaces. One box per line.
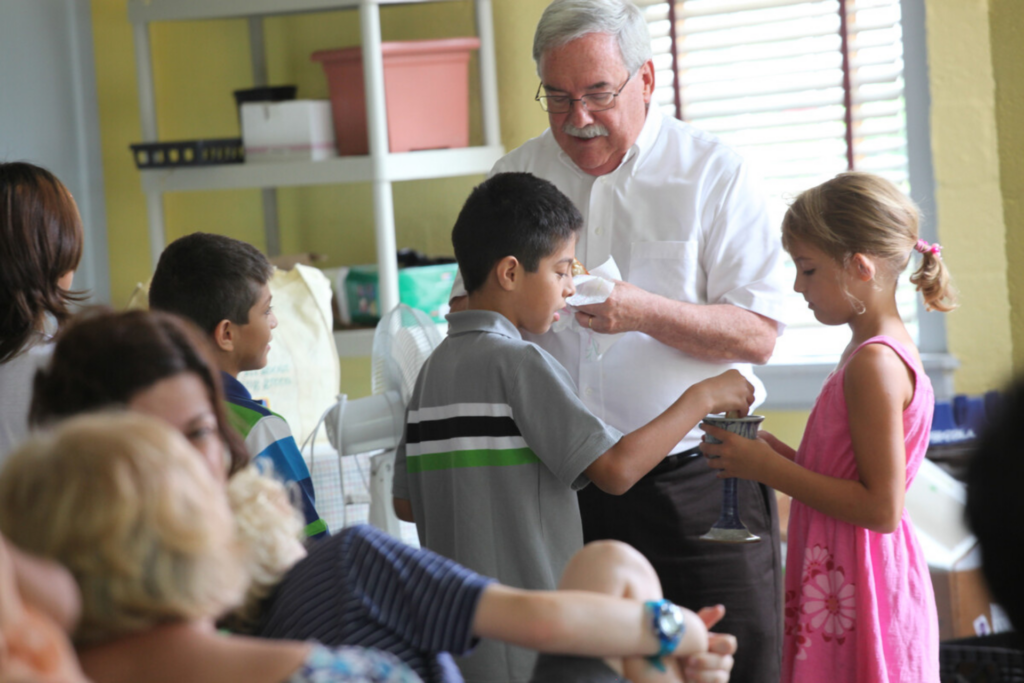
651, 0, 955, 408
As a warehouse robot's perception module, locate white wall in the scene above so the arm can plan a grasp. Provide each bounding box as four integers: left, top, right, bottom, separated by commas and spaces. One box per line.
0, 0, 110, 303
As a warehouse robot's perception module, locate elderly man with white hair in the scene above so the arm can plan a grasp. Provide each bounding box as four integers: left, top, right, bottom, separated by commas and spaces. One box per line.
446, 1, 789, 682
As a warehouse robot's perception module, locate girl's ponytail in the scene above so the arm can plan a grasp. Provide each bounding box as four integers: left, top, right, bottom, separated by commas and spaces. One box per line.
909, 239, 958, 312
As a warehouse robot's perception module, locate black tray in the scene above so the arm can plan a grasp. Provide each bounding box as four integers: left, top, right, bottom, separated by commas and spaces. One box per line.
940, 633, 1024, 682
130, 138, 244, 169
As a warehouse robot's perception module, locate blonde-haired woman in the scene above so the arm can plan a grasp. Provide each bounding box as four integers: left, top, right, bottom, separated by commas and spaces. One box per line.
0, 412, 421, 683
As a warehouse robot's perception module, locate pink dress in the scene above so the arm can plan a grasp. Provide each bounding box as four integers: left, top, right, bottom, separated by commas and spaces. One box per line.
783, 336, 939, 683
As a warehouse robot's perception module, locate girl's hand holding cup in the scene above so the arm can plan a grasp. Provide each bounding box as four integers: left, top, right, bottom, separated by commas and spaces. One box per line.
700, 421, 777, 482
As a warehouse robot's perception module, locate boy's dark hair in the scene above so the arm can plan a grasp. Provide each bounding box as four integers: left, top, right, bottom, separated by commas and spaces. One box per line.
0, 162, 85, 363
452, 172, 582, 293
149, 232, 273, 335
966, 381, 1024, 632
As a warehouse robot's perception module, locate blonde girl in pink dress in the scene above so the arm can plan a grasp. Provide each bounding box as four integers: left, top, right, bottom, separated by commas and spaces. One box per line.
700, 172, 958, 683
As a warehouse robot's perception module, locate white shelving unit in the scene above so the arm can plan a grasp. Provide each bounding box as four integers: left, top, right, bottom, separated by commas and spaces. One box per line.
332, 322, 447, 358
127, 0, 502, 350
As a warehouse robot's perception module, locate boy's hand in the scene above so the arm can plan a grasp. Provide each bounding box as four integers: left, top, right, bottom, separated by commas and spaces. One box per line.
699, 423, 776, 481
678, 605, 736, 683
688, 370, 754, 417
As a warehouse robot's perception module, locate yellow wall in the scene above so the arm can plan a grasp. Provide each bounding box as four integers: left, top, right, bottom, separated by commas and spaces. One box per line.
990, 0, 1024, 374
925, 0, 1014, 395
92, 5, 264, 304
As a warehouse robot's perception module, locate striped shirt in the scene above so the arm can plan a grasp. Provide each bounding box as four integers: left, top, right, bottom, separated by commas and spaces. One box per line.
222, 372, 328, 540
394, 310, 622, 683
260, 524, 493, 683
403, 402, 536, 473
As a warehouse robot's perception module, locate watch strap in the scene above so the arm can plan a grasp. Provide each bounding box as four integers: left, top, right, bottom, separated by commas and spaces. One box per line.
645, 599, 684, 672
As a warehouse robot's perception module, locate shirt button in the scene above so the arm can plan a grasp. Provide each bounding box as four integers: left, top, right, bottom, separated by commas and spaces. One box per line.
594, 226, 603, 236
584, 387, 594, 397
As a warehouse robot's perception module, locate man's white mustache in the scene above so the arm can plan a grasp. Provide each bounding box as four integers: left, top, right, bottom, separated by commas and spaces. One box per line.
562, 122, 609, 139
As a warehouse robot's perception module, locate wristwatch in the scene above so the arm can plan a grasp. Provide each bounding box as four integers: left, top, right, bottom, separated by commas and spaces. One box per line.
646, 599, 686, 672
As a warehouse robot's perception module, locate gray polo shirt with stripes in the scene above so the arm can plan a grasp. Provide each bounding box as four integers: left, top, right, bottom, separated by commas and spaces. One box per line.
394, 310, 623, 683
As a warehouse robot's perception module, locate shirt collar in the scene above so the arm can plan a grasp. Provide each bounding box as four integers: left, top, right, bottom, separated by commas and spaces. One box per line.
446, 310, 522, 340
553, 101, 666, 180
630, 101, 665, 174
220, 371, 252, 402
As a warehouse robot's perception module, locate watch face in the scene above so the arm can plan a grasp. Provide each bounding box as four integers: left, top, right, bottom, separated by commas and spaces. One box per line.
658, 603, 685, 636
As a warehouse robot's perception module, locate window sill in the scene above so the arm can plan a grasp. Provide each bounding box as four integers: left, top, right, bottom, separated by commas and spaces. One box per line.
754, 353, 959, 411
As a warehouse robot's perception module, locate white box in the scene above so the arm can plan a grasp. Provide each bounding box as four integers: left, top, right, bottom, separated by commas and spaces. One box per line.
241, 100, 337, 162
907, 459, 1009, 639
907, 458, 975, 568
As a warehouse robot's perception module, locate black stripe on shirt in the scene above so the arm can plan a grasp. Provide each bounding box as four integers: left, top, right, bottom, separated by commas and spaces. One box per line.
405, 415, 521, 445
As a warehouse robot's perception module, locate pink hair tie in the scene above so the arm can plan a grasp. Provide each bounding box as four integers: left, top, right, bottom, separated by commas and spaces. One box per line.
915, 239, 942, 256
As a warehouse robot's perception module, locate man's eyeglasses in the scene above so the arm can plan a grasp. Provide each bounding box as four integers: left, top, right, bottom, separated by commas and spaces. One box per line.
535, 74, 633, 114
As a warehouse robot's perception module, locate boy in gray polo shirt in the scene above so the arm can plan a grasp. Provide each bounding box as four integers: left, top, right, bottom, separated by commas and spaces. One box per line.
393, 172, 753, 683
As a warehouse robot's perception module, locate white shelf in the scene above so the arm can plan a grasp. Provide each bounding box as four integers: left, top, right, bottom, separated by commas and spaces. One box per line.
334, 321, 447, 358
129, 0, 468, 23
140, 145, 503, 193
129, 0, 502, 315
334, 327, 377, 358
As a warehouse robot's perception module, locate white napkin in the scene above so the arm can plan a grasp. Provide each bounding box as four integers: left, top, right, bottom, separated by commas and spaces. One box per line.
551, 257, 627, 359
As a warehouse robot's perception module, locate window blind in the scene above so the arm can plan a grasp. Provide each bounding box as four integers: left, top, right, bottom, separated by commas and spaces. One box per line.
638, 0, 915, 360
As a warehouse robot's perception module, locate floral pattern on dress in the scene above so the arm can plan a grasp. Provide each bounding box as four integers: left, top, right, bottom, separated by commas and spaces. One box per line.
801, 544, 834, 583
785, 544, 857, 661
802, 567, 856, 645
286, 645, 423, 683
785, 589, 813, 661
790, 622, 813, 661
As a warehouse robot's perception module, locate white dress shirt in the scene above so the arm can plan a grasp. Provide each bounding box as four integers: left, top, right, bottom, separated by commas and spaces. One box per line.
455, 103, 789, 453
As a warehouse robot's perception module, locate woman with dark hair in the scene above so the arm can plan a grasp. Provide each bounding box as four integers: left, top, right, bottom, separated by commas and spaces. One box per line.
30, 309, 250, 477
0, 161, 85, 460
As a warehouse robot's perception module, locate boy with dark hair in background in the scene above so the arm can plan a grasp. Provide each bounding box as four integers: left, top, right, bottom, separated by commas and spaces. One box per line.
393, 172, 753, 682
149, 232, 327, 540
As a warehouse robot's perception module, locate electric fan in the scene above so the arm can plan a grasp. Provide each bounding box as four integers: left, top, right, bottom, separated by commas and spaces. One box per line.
321, 304, 443, 536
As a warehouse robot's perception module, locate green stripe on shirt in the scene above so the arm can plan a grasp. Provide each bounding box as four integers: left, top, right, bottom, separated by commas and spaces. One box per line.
305, 518, 330, 537
406, 447, 539, 473
225, 401, 265, 437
